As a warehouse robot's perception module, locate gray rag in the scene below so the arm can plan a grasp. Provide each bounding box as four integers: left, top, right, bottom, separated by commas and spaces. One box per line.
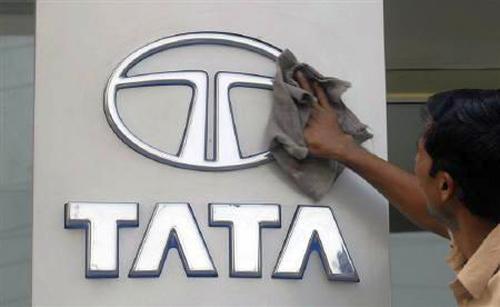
266, 49, 373, 200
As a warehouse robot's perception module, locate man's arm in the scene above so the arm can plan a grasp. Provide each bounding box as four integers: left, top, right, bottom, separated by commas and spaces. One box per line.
336, 144, 449, 238
295, 72, 449, 238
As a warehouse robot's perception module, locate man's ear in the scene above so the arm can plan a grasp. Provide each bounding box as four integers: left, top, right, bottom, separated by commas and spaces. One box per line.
438, 171, 455, 203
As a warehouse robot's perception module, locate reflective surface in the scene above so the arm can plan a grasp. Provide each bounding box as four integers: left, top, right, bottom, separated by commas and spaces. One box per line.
215, 72, 273, 159
209, 203, 281, 277
64, 202, 139, 278
104, 32, 281, 171
272, 206, 359, 282
129, 203, 217, 277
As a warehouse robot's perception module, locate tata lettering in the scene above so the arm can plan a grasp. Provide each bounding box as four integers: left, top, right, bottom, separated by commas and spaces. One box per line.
64, 203, 359, 282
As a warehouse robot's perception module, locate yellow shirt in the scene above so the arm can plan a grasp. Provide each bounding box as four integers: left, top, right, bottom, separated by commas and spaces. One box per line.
447, 225, 500, 306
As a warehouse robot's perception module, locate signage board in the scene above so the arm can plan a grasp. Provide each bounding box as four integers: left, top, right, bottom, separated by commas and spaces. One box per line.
33, 1, 389, 306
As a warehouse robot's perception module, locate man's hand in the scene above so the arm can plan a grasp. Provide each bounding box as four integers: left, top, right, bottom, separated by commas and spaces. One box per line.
294, 70, 358, 161
293, 70, 448, 238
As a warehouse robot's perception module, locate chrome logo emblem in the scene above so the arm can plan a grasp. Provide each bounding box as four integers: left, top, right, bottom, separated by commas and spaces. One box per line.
104, 32, 281, 170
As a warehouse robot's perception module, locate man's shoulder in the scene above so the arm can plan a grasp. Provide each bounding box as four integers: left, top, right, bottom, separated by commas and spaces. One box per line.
488, 270, 500, 291
466, 269, 500, 307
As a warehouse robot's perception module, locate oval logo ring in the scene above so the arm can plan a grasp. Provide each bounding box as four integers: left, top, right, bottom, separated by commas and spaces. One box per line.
104, 32, 282, 171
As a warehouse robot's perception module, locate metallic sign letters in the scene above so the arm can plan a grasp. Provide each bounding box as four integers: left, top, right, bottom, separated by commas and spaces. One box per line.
64, 202, 139, 278
67, 32, 360, 283
65, 203, 359, 282
209, 203, 281, 278
129, 203, 217, 278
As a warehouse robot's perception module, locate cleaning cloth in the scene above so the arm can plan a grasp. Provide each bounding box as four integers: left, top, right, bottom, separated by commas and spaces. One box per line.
266, 49, 372, 200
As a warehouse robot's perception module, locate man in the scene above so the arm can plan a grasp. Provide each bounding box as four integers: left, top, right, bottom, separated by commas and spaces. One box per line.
294, 70, 500, 306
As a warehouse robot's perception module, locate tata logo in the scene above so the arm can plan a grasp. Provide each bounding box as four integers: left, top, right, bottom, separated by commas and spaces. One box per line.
73, 32, 359, 283
104, 32, 280, 170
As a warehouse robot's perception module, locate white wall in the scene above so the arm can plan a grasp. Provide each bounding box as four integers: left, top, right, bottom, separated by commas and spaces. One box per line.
33, 1, 389, 306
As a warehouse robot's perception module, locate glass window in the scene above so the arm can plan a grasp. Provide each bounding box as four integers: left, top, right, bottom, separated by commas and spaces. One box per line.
0, 2, 34, 306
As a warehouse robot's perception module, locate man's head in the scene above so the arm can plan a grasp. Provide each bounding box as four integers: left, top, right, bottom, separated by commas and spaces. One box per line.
414, 89, 500, 227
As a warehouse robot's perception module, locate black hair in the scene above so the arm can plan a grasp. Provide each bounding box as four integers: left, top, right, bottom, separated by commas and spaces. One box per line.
423, 89, 500, 223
